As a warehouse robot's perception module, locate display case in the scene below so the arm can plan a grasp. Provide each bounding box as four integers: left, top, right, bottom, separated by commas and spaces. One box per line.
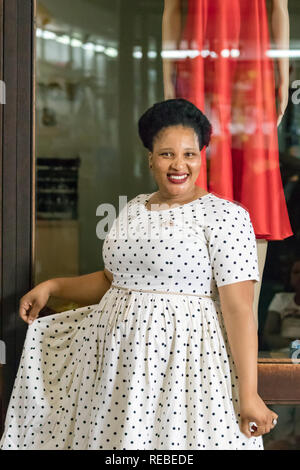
36, 157, 80, 220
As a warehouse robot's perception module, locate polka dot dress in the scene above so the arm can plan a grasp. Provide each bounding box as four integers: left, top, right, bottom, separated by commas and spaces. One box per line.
0, 192, 264, 450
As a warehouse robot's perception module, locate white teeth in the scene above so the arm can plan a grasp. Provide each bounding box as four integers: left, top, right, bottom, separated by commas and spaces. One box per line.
168, 174, 188, 180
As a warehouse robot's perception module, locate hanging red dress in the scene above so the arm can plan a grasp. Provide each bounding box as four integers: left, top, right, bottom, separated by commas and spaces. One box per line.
174, 0, 293, 240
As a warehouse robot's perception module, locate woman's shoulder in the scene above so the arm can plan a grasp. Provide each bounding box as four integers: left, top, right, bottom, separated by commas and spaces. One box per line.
202, 192, 251, 225
129, 193, 149, 205
118, 193, 147, 211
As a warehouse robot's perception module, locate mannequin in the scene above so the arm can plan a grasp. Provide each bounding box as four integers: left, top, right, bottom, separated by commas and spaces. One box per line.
162, 0, 292, 327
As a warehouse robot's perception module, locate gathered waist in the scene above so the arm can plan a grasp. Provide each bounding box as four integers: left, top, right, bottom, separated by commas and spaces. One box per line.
110, 283, 218, 302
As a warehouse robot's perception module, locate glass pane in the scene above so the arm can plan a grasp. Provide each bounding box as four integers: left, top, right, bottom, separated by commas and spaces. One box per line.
160, 0, 300, 360
1, 0, 298, 452
34, 0, 162, 312
34, 1, 300, 349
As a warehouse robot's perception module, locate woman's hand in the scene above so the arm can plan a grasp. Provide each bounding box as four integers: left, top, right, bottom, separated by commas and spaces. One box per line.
239, 393, 278, 438
19, 280, 53, 325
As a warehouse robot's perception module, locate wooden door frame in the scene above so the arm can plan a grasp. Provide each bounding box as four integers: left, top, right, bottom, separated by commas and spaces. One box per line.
0, 0, 35, 434
0, 0, 299, 436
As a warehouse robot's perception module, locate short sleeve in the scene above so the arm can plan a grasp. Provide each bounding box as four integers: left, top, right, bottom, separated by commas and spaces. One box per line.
205, 204, 260, 287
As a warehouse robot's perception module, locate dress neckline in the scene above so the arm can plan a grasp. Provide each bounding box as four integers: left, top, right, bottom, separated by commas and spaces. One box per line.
142, 191, 213, 213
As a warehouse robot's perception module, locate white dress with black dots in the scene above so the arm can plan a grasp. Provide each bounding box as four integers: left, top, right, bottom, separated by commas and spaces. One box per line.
0, 192, 264, 450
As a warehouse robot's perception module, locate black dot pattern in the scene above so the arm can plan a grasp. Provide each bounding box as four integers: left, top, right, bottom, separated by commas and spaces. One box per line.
0, 192, 263, 450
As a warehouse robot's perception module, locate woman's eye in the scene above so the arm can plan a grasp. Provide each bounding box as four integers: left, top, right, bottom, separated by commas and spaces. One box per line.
160, 153, 195, 157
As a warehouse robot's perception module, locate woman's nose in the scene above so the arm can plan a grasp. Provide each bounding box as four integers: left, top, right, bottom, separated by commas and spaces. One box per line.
170, 156, 187, 168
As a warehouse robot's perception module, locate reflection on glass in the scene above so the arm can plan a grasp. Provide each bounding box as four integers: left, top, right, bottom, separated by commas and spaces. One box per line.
162, 0, 292, 235
34, 1, 300, 357
0, 0, 296, 451
263, 405, 300, 450
34, 0, 163, 312
262, 258, 300, 357
162, 0, 300, 356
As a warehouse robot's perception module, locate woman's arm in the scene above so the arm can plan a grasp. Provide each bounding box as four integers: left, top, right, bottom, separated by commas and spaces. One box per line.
271, 0, 290, 126
218, 280, 259, 399
218, 280, 277, 437
45, 269, 112, 306
162, 0, 182, 99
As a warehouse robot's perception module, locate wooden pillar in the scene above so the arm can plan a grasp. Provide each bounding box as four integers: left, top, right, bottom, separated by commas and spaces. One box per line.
0, 0, 34, 434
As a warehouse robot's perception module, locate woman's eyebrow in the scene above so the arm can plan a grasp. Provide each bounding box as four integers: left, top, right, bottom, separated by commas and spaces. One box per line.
158, 147, 197, 151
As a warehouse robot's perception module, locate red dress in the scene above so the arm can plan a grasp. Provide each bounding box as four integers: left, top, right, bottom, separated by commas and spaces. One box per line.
175, 0, 293, 240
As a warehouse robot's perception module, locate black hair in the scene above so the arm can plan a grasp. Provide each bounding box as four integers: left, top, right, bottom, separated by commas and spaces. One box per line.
138, 98, 212, 152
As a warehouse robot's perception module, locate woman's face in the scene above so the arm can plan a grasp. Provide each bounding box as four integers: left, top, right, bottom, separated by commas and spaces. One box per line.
148, 125, 202, 197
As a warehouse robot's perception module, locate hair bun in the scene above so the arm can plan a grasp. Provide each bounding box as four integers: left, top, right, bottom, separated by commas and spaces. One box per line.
138, 98, 212, 151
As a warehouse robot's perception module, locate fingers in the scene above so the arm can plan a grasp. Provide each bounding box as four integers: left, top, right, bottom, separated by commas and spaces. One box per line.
19, 300, 39, 324
241, 418, 252, 438
19, 301, 32, 323
270, 412, 279, 429
27, 308, 40, 324
245, 412, 279, 438
249, 424, 268, 437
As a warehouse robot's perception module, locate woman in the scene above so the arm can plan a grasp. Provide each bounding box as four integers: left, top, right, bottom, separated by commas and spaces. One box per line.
0, 98, 277, 450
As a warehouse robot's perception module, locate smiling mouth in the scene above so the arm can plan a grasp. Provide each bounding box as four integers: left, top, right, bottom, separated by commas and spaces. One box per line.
167, 173, 189, 183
